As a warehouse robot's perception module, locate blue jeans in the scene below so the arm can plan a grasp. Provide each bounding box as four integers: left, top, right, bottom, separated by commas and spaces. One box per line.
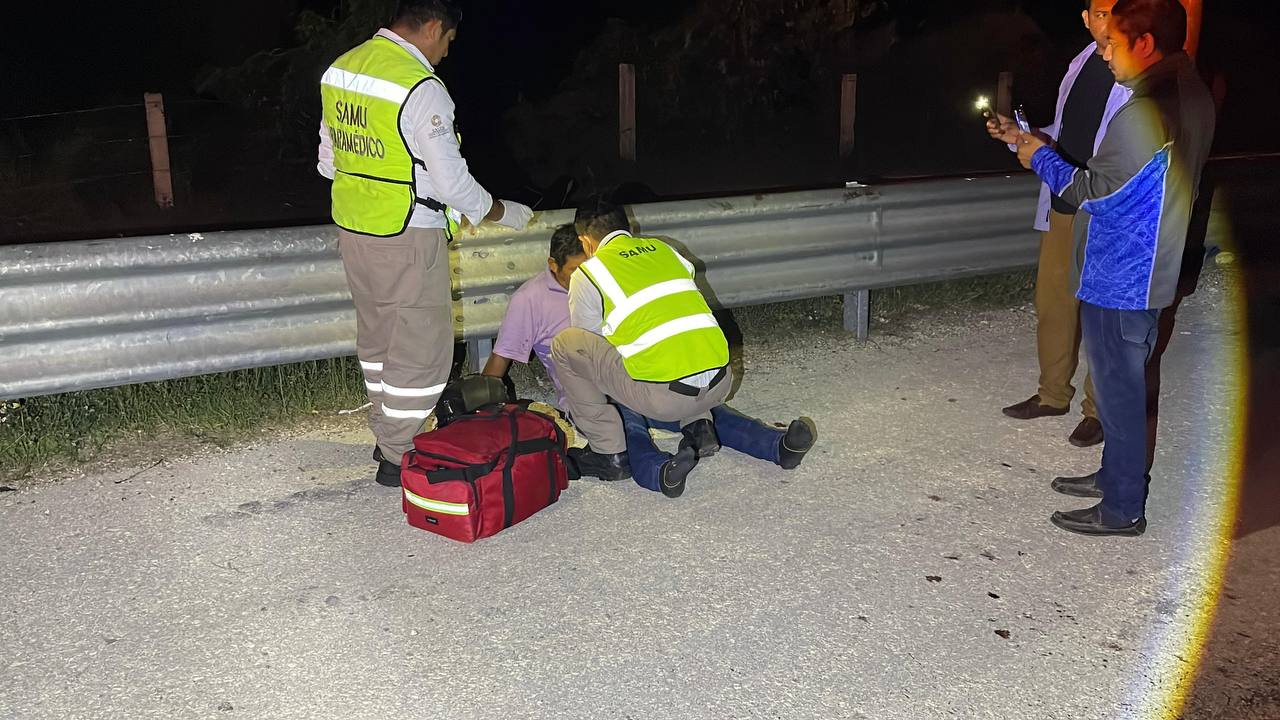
1080, 302, 1160, 523
617, 404, 785, 492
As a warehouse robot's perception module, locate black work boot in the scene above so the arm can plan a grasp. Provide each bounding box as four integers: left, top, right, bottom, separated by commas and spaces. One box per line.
678, 419, 720, 459
569, 447, 631, 482
375, 459, 403, 487
777, 418, 816, 470
659, 447, 699, 498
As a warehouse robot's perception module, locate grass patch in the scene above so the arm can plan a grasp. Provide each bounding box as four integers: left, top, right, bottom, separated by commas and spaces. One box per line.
872, 270, 1036, 321
0, 357, 366, 482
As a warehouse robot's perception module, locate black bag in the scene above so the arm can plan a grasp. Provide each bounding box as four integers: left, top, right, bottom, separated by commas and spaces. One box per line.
434, 374, 514, 428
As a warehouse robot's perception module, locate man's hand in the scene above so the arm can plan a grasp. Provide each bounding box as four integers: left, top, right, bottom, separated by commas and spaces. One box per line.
986, 112, 1020, 145
1016, 131, 1049, 170
494, 200, 533, 230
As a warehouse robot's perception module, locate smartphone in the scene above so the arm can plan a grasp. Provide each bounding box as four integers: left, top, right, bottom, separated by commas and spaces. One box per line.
1014, 106, 1031, 133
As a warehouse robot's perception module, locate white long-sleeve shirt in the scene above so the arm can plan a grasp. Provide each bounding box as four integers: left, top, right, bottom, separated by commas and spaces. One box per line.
317, 29, 493, 229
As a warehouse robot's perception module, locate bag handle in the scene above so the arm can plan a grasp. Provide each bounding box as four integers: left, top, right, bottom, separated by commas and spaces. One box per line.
425, 459, 497, 485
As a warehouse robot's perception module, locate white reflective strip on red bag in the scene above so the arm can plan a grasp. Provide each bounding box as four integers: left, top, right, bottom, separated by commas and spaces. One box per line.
403, 489, 469, 516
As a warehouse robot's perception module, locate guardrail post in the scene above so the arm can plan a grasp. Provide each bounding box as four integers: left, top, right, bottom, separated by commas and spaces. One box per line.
468, 338, 493, 374
839, 74, 857, 159
843, 289, 870, 340
143, 92, 175, 208
619, 63, 636, 162
996, 72, 1014, 119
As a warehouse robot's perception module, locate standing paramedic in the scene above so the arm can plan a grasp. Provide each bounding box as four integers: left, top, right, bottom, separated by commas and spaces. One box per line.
318, 0, 534, 487
1016, 0, 1215, 536
987, 0, 1131, 448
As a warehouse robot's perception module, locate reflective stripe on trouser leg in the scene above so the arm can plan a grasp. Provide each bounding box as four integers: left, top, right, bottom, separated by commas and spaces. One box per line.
359, 359, 387, 445
340, 230, 394, 448
340, 227, 452, 461
379, 309, 450, 458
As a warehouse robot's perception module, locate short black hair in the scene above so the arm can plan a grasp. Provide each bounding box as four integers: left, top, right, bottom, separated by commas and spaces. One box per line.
1111, 0, 1187, 55
574, 196, 631, 241
549, 224, 585, 267
393, 0, 463, 32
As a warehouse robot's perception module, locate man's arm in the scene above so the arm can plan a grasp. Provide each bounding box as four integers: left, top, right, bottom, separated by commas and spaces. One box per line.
403, 82, 493, 225
317, 119, 335, 179
481, 354, 513, 379
1024, 100, 1165, 214
487, 292, 534, 378
567, 271, 604, 335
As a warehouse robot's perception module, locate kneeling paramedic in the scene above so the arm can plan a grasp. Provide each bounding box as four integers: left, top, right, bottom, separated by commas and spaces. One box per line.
317, 0, 533, 487
482, 223, 815, 497
550, 200, 815, 497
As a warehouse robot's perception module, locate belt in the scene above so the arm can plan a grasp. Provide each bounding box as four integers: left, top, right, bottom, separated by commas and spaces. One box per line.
668, 366, 728, 397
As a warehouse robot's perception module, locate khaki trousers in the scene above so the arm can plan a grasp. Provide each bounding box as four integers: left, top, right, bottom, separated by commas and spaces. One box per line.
1036, 211, 1097, 418
550, 327, 732, 454
338, 227, 453, 461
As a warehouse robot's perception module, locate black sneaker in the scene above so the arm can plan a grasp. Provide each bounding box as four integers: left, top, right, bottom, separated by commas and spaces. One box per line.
375, 459, 402, 487
659, 447, 698, 499
568, 447, 631, 482
778, 418, 816, 470
678, 419, 720, 459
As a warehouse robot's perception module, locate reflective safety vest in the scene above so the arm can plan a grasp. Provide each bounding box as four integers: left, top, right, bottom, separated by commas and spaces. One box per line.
579, 233, 729, 382
320, 36, 461, 237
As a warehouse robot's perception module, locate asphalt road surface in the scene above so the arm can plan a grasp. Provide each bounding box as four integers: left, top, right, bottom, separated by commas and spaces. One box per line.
2, 275, 1265, 720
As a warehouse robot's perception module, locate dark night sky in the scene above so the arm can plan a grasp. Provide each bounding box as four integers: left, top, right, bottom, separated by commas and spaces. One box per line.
4, 1, 700, 114
6, 1, 1277, 117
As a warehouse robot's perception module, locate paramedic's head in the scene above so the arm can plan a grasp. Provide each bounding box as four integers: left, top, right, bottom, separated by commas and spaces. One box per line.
1104, 0, 1186, 83
573, 197, 632, 257
548, 224, 586, 290
1084, 0, 1116, 50
392, 0, 463, 66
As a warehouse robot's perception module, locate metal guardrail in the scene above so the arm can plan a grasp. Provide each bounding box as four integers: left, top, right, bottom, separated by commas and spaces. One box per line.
0, 167, 1244, 400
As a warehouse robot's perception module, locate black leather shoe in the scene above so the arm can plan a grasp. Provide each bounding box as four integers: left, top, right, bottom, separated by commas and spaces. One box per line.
778, 418, 816, 470
679, 419, 720, 459
1002, 395, 1069, 420
1068, 417, 1104, 447
375, 459, 402, 487
568, 447, 631, 482
1050, 503, 1146, 537
1051, 472, 1103, 498
659, 447, 698, 498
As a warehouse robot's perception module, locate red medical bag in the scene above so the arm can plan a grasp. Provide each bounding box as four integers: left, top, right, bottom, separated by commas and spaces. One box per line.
401, 404, 569, 542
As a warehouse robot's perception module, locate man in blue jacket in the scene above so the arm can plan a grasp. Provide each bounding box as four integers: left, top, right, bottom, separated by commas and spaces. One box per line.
1017, 0, 1215, 536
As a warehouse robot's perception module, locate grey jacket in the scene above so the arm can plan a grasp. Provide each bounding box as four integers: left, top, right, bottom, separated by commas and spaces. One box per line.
1031, 52, 1216, 310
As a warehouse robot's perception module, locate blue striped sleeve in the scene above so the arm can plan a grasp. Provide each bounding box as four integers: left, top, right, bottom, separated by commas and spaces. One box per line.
1030, 146, 1078, 197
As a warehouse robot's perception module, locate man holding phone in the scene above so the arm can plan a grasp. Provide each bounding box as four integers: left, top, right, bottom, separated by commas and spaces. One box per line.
987, 0, 1131, 448
1016, 0, 1215, 535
